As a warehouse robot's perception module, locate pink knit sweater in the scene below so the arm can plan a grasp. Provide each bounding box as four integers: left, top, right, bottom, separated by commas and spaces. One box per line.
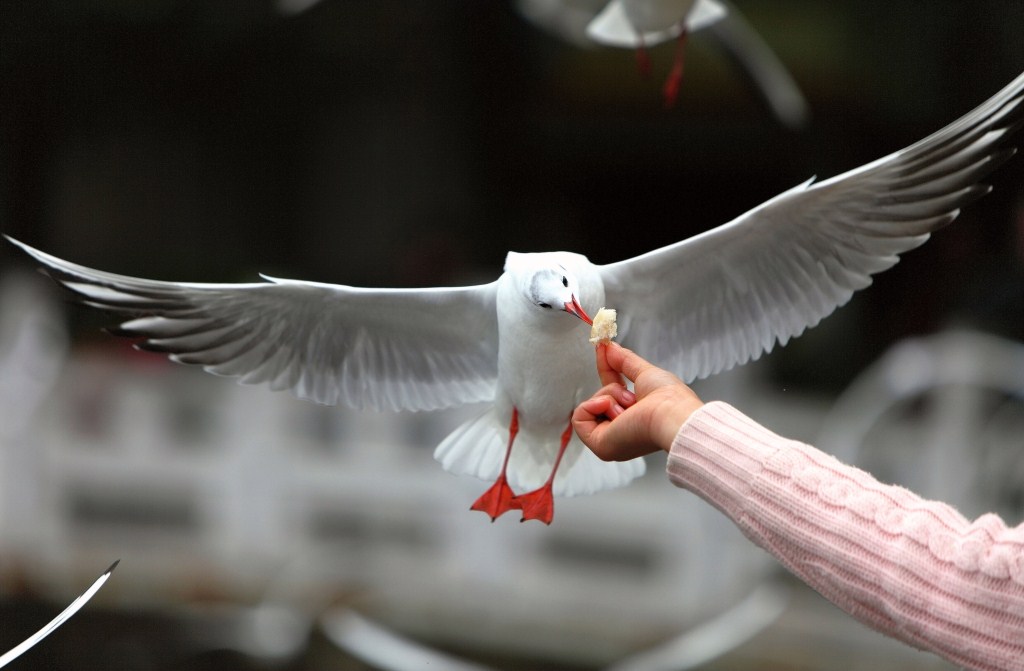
668, 401, 1024, 671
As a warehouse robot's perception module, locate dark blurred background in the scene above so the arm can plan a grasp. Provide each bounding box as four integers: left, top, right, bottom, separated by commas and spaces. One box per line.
0, 2, 1022, 670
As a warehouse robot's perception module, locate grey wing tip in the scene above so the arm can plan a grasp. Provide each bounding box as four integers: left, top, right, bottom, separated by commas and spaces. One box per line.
4, 238, 81, 283
930, 210, 960, 232
5, 235, 48, 261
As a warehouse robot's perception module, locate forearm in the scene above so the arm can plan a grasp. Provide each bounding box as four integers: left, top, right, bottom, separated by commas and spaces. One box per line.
667, 401, 1024, 671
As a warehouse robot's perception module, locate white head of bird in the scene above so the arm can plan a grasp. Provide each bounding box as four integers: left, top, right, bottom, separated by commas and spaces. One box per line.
500, 251, 602, 332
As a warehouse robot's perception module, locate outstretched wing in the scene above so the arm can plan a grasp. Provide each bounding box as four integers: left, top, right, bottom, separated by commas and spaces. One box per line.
8, 238, 500, 411
599, 70, 1024, 382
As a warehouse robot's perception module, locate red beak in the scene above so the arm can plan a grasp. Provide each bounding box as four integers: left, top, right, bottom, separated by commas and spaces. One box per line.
563, 296, 593, 325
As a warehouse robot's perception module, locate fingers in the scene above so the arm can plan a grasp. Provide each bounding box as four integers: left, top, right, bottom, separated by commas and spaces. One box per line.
576, 388, 631, 423
577, 395, 621, 421
572, 395, 615, 446
595, 382, 636, 408
580, 345, 698, 462
604, 343, 658, 384
595, 344, 624, 387
573, 393, 657, 462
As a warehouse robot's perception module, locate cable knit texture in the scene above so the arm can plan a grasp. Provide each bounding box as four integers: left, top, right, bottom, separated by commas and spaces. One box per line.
667, 401, 1024, 671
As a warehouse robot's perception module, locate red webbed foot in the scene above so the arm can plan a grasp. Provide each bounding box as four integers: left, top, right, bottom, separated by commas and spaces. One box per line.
513, 484, 555, 525
470, 475, 521, 521
471, 408, 523, 521
513, 418, 573, 524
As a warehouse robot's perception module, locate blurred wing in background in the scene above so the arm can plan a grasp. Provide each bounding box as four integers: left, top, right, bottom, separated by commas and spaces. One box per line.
600, 70, 1024, 382
5, 238, 500, 412
705, 0, 809, 128
0, 561, 118, 669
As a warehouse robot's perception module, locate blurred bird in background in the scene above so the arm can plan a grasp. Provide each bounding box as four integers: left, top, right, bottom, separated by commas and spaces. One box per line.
517, 0, 809, 121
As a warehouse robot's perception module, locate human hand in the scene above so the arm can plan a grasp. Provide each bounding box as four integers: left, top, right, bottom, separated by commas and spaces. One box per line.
572, 343, 704, 461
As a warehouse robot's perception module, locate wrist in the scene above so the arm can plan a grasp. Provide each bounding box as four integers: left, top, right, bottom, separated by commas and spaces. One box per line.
653, 391, 703, 452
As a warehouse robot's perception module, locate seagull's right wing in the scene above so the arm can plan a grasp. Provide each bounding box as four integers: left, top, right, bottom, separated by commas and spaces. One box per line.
7, 238, 500, 412
598, 70, 1024, 383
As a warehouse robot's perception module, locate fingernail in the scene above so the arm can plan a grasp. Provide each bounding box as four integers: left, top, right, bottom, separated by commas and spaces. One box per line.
623, 390, 636, 404
612, 403, 626, 417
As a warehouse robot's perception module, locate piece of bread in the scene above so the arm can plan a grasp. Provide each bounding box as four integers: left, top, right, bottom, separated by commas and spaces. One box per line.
589, 307, 618, 344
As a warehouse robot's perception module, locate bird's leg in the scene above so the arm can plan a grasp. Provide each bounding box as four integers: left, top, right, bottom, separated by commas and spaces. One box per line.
635, 33, 652, 78
470, 407, 521, 521
662, 28, 689, 108
514, 418, 573, 525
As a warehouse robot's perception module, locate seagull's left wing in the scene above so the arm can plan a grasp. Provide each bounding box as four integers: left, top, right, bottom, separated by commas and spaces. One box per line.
0, 561, 118, 668
7, 238, 500, 412
598, 70, 1024, 382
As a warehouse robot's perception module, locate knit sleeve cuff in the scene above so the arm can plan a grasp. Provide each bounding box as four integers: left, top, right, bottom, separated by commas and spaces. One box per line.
666, 400, 785, 520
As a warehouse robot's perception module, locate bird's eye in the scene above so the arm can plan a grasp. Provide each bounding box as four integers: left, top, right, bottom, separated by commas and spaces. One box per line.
538, 302, 552, 309
561, 276, 568, 288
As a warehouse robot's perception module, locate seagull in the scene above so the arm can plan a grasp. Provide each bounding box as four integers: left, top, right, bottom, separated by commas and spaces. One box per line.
586, 0, 728, 106
518, 0, 808, 123
8, 70, 1024, 524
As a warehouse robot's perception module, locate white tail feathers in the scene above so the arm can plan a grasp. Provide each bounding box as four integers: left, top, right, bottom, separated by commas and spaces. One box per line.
434, 408, 646, 497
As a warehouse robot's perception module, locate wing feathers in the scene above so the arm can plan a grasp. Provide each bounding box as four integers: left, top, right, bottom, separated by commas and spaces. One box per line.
6, 236, 500, 412
602, 71, 1023, 381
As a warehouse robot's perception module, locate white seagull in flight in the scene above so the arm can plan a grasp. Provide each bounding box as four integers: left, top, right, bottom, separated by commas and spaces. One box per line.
8, 70, 1024, 524
518, 0, 809, 123
588, 0, 727, 106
